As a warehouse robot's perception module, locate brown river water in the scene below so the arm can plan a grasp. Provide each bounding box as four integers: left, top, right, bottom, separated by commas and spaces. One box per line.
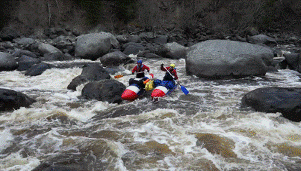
1, 56, 301, 171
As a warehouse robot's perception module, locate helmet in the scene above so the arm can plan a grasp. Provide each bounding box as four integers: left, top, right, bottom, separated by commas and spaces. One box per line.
170, 64, 175, 68
137, 60, 143, 64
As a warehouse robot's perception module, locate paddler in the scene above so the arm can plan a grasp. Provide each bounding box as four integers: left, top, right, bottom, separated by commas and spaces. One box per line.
161, 63, 179, 85
129, 60, 151, 89
132, 60, 150, 78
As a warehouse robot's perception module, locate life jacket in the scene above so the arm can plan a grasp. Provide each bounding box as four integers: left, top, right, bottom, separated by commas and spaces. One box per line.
163, 68, 175, 81
136, 65, 145, 78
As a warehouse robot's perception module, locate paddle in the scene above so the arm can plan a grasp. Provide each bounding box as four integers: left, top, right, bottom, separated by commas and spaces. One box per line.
114, 71, 151, 79
114, 74, 131, 78
163, 66, 189, 95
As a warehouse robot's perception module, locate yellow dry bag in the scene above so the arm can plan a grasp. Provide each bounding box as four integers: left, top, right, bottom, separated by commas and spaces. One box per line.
145, 80, 154, 91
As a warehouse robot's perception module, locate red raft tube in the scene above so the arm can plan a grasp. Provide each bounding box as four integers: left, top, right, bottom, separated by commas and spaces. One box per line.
121, 73, 154, 101
151, 81, 177, 100
121, 85, 140, 101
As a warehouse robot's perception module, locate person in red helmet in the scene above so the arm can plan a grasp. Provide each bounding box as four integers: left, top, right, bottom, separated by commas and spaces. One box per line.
132, 60, 150, 78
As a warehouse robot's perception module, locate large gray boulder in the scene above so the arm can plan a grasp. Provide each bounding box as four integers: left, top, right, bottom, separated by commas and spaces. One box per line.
159, 42, 188, 59
75, 32, 119, 60
38, 43, 62, 55
99, 51, 130, 67
67, 63, 111, 91
81, 79, 126, 104
242, 87, 301, 122
0, 52, 18, 71
0, 88, 36, 111
122, 42, 145, 55
186, 40, 273, 79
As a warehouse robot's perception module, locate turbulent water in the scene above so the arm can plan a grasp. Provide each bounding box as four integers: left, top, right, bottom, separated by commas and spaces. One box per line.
1, 56, 301, 171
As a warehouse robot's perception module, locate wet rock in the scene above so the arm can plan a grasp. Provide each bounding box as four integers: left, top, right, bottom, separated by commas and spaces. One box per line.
116, 34, 129, 43
0, 88, 36, 111
144, 52, 163, 59
158, 42, 188, 59
279, 53, 300, 70
17, 55, 41, 71
128, 35, 141, 43
103, 66, 127, 75
81, 79, 126, 103
42, 52, 72, 61
53, 35, 75, 49
0, 52, 18, 71
67, 63, 111, 91
99, 51, 131, 67
242, 87, 301, 122
38, 42, 63, 55
25, 63, 52, 76
122, 42, 145, 55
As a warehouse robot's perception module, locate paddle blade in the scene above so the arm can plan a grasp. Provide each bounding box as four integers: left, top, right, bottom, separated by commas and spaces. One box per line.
180, 85, 189, 95
114, 75, 123, 78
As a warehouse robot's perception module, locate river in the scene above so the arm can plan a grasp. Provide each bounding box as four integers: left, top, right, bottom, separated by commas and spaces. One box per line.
1, 56, 301, 171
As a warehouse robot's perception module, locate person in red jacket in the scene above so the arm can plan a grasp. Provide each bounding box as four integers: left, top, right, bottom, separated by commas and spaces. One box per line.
161, 63, 178, 81
128, 60, 151, 89
132, 60, 150, 78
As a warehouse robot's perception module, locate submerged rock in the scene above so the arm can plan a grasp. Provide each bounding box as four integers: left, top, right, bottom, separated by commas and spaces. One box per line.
0, 88, 36, 111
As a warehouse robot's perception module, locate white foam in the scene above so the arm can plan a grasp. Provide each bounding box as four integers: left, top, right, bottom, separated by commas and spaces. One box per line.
0, 152, 40, 171
0, 129, 13, 153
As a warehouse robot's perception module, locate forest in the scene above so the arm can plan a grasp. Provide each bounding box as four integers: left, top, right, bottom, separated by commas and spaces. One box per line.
0, 0, 300, 37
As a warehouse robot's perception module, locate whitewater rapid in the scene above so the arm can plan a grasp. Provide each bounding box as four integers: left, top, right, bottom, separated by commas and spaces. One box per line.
1, 58, 301, 171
